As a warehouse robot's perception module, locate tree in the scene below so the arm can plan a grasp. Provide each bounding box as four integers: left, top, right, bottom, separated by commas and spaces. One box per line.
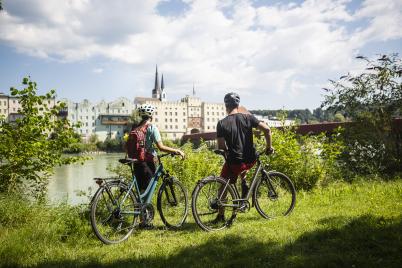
0, 77, 85, 198
322, 54, 402, 173
322, 54, 402, 129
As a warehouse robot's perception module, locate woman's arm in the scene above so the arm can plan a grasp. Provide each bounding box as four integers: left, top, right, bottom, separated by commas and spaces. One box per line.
156, 141, 185, 159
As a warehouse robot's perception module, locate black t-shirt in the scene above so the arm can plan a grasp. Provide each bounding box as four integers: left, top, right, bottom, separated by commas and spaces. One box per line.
216, 113, 260, 164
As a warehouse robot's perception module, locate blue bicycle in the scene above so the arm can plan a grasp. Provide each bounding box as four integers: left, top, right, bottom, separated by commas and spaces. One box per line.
90, 153, 188, 244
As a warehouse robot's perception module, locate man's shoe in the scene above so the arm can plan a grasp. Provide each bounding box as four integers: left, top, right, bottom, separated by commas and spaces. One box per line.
211, 214, 225, 224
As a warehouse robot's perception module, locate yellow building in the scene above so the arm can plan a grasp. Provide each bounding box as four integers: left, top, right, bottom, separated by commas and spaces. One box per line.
135, 66, 226, 140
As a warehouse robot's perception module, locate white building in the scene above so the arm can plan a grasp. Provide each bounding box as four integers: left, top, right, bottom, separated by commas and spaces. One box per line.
63, 97, 134, 142
253, 114, 294, 127
0, 92, 55, 122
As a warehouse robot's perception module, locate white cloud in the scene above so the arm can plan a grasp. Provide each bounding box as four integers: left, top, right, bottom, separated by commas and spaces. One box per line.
0, 0, 401, 108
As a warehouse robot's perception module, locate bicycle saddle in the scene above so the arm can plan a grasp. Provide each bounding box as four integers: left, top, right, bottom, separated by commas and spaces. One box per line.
118, 158, 138, 164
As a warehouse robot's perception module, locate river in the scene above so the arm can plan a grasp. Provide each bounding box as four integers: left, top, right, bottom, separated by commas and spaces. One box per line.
48, 153, 125, 205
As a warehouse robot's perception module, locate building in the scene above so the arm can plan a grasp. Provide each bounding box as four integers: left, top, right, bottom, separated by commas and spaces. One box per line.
253, 114, 294, 127
63, 97, 134, 141
135, 67, 226, 140
0, 93, 8, 120
0, 92, 55, 123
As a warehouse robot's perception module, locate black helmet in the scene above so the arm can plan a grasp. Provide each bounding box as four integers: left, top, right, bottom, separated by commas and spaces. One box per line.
224, 92, 240, 107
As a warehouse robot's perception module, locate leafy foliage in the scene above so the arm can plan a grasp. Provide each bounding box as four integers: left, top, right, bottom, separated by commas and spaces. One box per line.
0, 77, 86, 198
322, 54, 402, 174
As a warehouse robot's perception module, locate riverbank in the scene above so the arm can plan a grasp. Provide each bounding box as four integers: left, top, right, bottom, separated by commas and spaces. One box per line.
1, 179, 401, 267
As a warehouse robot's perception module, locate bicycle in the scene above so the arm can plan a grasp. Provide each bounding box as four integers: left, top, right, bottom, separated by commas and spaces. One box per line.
90, 153, 189, 244
191, 149, 296, 231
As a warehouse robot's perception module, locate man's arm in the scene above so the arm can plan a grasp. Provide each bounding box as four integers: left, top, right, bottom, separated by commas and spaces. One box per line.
217, 137, 227, 151
257, 121, 273, 153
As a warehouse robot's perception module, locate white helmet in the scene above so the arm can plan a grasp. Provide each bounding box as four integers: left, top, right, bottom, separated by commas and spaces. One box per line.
137, 104, 156, 117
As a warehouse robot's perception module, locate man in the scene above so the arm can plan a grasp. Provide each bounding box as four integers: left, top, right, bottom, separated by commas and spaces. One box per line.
215, 92, 274, 221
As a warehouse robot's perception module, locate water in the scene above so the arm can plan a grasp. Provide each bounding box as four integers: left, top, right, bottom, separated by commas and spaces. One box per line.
48, 153, 125, 205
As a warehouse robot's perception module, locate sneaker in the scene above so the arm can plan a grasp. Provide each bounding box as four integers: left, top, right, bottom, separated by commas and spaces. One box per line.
211, 214, 225, 224
241, 181, 249, 199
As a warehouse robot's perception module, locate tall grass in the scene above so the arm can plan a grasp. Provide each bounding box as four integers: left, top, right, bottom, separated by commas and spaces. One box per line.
1, 179, 401, 267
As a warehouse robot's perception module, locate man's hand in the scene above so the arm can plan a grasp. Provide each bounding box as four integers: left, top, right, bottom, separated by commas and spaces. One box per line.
265, 147, 275, 155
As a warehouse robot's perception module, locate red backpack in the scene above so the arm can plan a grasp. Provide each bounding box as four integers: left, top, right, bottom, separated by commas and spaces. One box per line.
126, 124, 153, 162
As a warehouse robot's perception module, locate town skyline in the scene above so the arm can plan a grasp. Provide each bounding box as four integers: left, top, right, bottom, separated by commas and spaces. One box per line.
1, 0, 402, 110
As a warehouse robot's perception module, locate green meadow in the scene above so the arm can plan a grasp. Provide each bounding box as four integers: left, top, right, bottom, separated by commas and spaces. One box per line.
1, 179, 401, 267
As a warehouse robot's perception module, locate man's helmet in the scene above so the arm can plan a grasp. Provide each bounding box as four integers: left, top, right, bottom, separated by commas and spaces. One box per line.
224, 92, 240, 107
137, 104, 155, 117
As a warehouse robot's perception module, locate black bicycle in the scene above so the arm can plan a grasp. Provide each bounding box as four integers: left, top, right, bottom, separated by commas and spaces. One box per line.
191, 150, 296, 231
90, 153, 188, 244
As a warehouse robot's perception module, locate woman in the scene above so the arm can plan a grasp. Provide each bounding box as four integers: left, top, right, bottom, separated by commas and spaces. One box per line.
127, 104, 185, 192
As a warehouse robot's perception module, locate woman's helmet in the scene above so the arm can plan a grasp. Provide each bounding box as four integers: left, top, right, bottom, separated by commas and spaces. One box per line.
224, 92, 240, 107
137, 104, 156, 117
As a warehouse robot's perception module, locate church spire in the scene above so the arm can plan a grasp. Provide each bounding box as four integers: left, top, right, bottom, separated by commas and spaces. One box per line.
152, 65, 161, 99
161, 74, 165, 90
154, 65, 160, 91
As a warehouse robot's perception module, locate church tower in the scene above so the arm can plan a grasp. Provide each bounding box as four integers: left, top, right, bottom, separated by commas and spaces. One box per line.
152, 65, 161, 99
160, 74, 166, 101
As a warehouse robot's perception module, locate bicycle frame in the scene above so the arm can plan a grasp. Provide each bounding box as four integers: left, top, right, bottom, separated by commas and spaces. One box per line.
117, 160, 166, 214
218, 156, 277, 205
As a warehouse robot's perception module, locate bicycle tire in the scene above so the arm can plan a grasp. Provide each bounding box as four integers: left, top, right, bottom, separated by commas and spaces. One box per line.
90, 181, 138, 244
253, 171, 296, 219
157, 177, 189, 229
191, 176, 238, 232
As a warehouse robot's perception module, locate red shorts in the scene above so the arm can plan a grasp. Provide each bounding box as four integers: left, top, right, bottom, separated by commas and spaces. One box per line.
220, 161, 256, 183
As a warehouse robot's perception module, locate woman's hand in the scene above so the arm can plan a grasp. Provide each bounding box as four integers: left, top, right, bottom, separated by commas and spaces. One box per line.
175, 149, 185, 159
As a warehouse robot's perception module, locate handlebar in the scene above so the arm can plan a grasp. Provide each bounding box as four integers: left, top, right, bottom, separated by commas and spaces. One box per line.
119, 152, 181, 165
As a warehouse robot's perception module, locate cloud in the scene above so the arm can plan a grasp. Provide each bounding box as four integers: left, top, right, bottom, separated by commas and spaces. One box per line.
0, 0, 401, 108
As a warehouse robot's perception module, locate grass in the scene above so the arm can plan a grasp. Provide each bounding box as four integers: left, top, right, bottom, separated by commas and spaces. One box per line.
0, 179, 401, 267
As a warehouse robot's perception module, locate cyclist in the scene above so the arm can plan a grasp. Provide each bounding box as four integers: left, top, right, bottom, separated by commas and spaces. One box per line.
128, 104, 185, 193
214, 92, 274, 222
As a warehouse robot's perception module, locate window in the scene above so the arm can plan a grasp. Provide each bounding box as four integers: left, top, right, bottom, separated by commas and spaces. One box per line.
175, 112, 177, 116
183, 112, 186, 116
175, 118, 178, 122
85, 122, 88, 126
207, 112, 209, 115
175, 125, 178, 129
170, 112, 172, 116
86, 116, 88, 119
165, 125, 168, 129
183, 125, 186, 129
170, 118, 172, 122
165, 112, 168, 116
92, 116, 95, 120
155, 118, 158, 122
155, 112, 158, 115
92, 122, 95, 126
170, 125, 173, 129
165, 118, 168, 122
183, 119, 186, 122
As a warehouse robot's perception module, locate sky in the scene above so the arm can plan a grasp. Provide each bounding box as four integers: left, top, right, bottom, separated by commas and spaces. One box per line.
0, 0, 401, 110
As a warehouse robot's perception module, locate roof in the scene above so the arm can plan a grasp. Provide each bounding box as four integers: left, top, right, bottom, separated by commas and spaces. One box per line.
134, 97, 161, 104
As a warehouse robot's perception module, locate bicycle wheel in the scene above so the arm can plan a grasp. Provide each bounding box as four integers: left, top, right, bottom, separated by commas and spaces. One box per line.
253, 171, 296, 219
192, 176, 238, 232
90, 181, 138, 244
157, 177, 189, 228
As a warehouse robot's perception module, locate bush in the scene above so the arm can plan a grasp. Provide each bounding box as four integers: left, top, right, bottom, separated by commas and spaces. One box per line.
256, 127, 344, 190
